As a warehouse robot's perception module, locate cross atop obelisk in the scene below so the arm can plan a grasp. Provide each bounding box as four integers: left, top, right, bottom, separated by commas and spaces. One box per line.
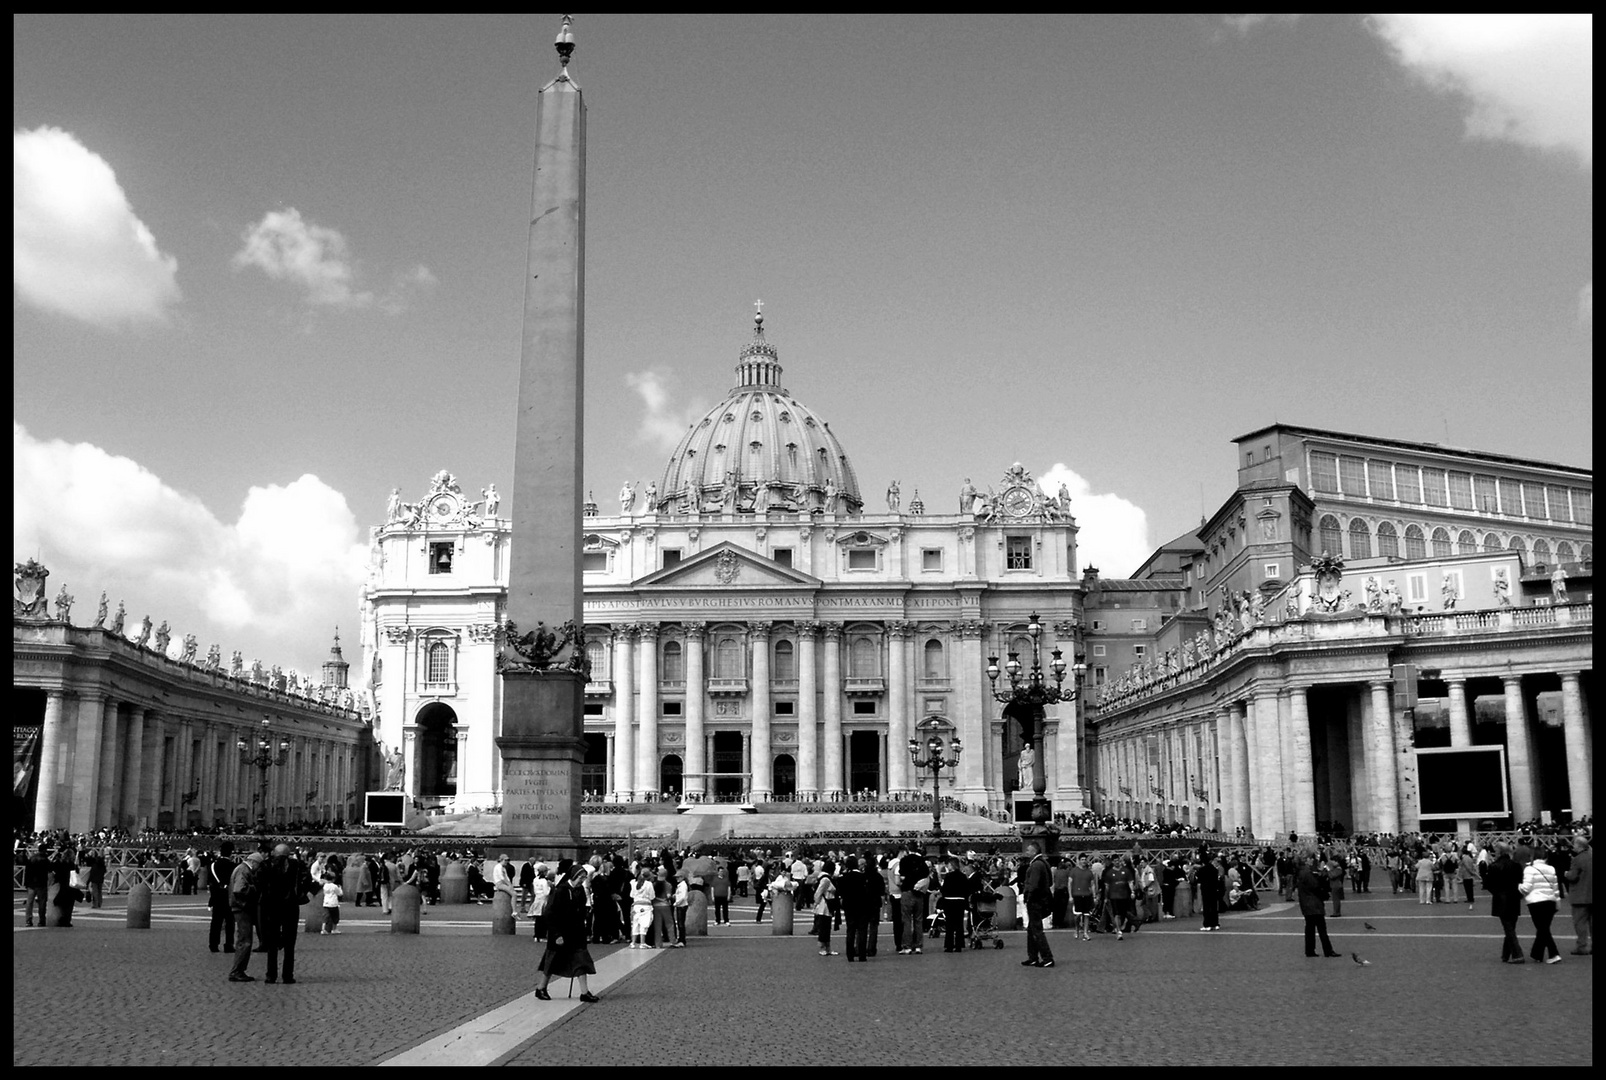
496, 14, 588, 859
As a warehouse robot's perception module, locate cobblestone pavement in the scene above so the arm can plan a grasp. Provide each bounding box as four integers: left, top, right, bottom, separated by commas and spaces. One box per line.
14, 890, 1592, 1065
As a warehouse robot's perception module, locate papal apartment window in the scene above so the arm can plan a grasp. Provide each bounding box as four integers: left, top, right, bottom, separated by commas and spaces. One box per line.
847, 549, 876, 570
426, 641, 450, 683
1006, 536, 1032, 570
771, 547, 793, 568
774, 701, 795, 717
1309, 452, 1339, 494
583, 702, 604, 717
1131, 618, 1147, 632
922, 548, 943, 571
661, 549, 682, 568
1407, 574, 1427, 603
429, 542, 454, 574
662, 701, 683, 717
582, 551, 607, 572
852, 700, 877, 716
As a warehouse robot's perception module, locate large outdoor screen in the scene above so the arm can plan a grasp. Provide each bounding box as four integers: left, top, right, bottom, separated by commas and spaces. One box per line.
1415, 746, 1509, 818
364, 791, 408, 827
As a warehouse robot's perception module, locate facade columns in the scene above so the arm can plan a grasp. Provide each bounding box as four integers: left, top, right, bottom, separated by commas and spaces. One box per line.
34, 690, 68, 831
684, 623, 707, 798
796, 623, 819, 798
886, 622, 911, 795
749, 622, 772, 801
1255, 691, 1286, 839
95, 699, 121, 830
1286, 686, 1316, 838
1234, 700, 1259, 837
68, 692, 108, 832
1446, 678, 1474, 833
636, 625, 660, 798
821, 624, 843, 798
1501, 676, 1537, 823
1215, 710, 1236, 832
956, 622, 987, 804
1366, 681, 1401, 835
1559, 671, 1592, 819
612, 626, 636, 800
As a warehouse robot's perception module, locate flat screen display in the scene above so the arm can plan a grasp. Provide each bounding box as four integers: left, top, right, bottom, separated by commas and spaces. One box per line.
364, 792, 408, 827
1415, 746, 1509, 818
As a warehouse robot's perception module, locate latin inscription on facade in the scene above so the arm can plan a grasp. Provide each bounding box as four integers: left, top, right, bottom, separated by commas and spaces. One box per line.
583, 595, 963, 611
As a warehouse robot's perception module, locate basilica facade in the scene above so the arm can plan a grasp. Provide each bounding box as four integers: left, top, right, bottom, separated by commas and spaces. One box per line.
358, 317, 1089, 817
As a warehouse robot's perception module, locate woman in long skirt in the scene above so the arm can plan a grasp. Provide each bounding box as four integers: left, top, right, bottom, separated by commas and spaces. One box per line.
536, 860, 599, 1003
1197, 852, 1221, 931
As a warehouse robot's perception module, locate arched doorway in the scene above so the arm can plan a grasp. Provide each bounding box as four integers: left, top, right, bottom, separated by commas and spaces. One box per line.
1001, 700, 1044, 797
849, 731, 880, 797
661, 754, 683, 799
582, 734, 607, 798
773, 754, 796, 801
415, 702, 458, 800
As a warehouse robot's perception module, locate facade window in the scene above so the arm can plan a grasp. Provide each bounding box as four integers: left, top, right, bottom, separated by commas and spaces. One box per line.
715, 637, 742, 678
1556, 541, 1575, 564
1571, 489, 1591, 525
847, 549, 876, 570
1404, 524, 1427, 560
1133, 644, 1148, 658
428, 542, 453, 574
1522, 483, 1548, 519
1309, 452, 1339, 493
1318, 515, 1343, 556
1448, 472, 1474, 510
1339, 456, 1367, 497
1430, 528, 1452, 557
663, 701, 683, 716
1457, 530, 1476, 555
922, 639, 945, 679
1396, 467, 1422, 504
1348, 519, 1372, 559
582, 552, 607, 572
1093, 666, 1107, 685
1005, 536, 1033, 570
585, 640, 605, 678
1264, 562, 1280, 578
661, 549, 682, 568
1377, 522, 1399, 558
1090, 620, 1104, 631
771, 547, 793, 568
1131, 618, 1147, 632
1092, 644, 1107, 657
849, 636, 878, 678
773, 640, 796, 680
1581, 543, 1593, 562
662, 640, 684, 681
426, 641, 450, 684
1546, 487, 1571, 523
921, 548, 942, 571
1369, 460, 1395, 501
1507, 536, 1527, 565
1474, 475, 1498, 514
774, 701, 795, 716
852, 700, 877, 716
1407, 574, 1427, 603
583, 702, 604, 717
1532, 539, 1551, 566
1499, 479, 1523, 517
1422, 468, 1449, 507
1482, 533, 1503, 553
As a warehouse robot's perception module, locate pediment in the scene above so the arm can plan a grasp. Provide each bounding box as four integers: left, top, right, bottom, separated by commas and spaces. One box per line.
634, 542, 821, 589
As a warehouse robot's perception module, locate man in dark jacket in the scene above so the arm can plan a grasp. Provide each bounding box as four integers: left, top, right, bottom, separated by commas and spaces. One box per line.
839, 855, 877, 962
1021, 843, 1055, 968
1484, 841, 1525, 963
258, 844, 313, 985
228, 850, 265, 982
207, 841, 238, 952
1565, 834, 1591, 955
23, 845, 51, 927
1296, 852, 1340, 958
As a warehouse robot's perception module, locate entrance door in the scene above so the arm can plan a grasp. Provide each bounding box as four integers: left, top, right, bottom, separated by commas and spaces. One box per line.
661, 754, 683, 798
773, 754, 796, 801
582, 734, 607, 797
415, 702, 458, 800
849, 731, 880, 797
713, 731, 744, 802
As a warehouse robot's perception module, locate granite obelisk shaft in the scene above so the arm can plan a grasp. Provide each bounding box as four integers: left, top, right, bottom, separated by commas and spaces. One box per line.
496, 51, 586, 860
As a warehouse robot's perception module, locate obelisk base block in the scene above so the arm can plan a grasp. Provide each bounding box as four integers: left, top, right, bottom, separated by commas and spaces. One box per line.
493, 669, 585, 862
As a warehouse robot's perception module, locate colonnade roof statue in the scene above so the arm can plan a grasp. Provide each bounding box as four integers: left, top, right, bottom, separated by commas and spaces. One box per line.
654, 307, 864, 516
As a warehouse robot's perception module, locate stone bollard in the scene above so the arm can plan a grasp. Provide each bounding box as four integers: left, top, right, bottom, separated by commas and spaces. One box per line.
686, 890, 709, 936
126, 883, 152, 929
490, 892, 516, 935
342, 861, 364, 905
771, 890, 794, 936
439, 861, 469, 905
45, 881, 69, 927
304, 894, 323, 935
391, 883, 422, 934
996, 887, 1018, 931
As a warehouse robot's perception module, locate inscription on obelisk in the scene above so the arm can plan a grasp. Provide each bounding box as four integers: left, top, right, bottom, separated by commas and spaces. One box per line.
495, 15, 587, 860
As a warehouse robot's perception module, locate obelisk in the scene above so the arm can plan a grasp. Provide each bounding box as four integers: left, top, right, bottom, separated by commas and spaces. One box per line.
495, 15, 586, 860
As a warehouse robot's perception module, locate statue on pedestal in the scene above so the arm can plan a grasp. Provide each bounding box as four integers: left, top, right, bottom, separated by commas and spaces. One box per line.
1017, 743, 1035, 791
154, 620, 171, 654
482, 484, 500, 517
94, 592, 108, 627
959, 477, 977, 515
54, 584, 73, 623
822, 475, 837, 513
181, 634, 198, 664
385, 746, 405, 791
110, 601, 126, 635
619, 481, 636, 514
1493, 570, 1512, 607
1364, 576, 1382, 613
1441, 576, 1458, 610
886, 480, 900, 513
385, 487, 402, 522
205, 643, 221, 669
1382, 579, 1402, 614
1551, 565, 1568, 604
133, 615, 152, 648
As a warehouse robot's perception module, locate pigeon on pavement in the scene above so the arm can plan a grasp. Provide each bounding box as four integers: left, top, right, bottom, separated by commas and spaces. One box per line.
1364, 922, 1378, 931
1351, 952, 1371, 966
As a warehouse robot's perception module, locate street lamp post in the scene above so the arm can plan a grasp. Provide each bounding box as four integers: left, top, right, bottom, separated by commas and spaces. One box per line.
987, 612, 1084, 855
907, 715, 962, 856
238, 719, 290, 832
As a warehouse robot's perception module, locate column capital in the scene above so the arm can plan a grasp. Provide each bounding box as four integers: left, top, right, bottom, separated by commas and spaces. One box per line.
1557, 670, 1583, 682
747, 620, 772, 640
683, 620, 708, 640
1500, 673, 1524, 689
613, 623, 640, 642
956, 620, 986, 639
888, 621, 915, 639
637, 622, 661, 642
796, 621, 821, 638
821, 622, 844, 641
1368, 678, 1391, 692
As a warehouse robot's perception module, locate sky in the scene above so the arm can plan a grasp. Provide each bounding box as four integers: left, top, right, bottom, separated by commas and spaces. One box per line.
14, 14, 1594, 676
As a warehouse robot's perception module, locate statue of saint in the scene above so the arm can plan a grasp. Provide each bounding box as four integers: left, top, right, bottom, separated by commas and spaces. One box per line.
1017, 743, 1035, 790
482, 484, 500, 517
1493, 570, 1512, 607
822, 475, 837, 512
644, 480, 657, 510
619, 481, 636, 514
54, 584, 73, 623
886, 480, 900, 513
1365, 576, 1382, 612
1057, 481, 1071, 513
154, 620, 171, 654
385, 487, 402, 522
94, 592, 108, 628
1551, 565, 1568, 603
205, 643, 221, 669
959, 477, 977, 515
1382, 580, 1402, 614
133, 615, 152, 648
723, 471, 740, 510
231, 651, 244, 677
1441, 576, 1458, 610
110, 601, 126, 635
386, 746, 406, 790
181, 634, 198, 664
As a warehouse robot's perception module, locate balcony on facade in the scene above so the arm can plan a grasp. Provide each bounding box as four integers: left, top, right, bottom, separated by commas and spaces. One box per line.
706, 677, 748, 696
916, 676, 952, 692
658, 679, 687, 693
843, 676, 886, 696
584, 679, 613, 698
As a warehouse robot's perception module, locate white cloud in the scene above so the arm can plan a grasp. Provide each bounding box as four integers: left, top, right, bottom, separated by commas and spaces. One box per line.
13, 423, 366, 670
1037, 463, 1152, 578
625, 370, 704, 453
233, 207, 374, 309
13, 126, 182, 325
1367, 14, 1593, 166
378, 263, 438, 315
1218, 14, 1299, 36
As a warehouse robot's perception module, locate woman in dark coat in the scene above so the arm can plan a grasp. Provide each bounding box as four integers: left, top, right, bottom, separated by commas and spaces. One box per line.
536, 860, 599, 1003
1197, 849, 1221, 931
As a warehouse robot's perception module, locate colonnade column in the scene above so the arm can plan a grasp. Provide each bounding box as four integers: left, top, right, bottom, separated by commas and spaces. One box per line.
120, 706, 147, 829
796, 623, 818, 798
612, 626, 636, 800
94, 699, 122, 829
749, 622, 772, 802
821, 624, 843, 798
34, 690, 68, 831
1286, 686, 1316, 838
1501, 676, 1537, 822
1559, 671, 1592, 819
956, 622, 987, 804
1446, 677, 1474, 834
1213, 711, 1233, 832
636, 625, 660, 799
1230, 701, 1255, 837
68, 692, 107, 832
1254, 691, 1286, 839
886, 622, 911, 796
1366, 681, 1401, 835
684, 623, 707, 799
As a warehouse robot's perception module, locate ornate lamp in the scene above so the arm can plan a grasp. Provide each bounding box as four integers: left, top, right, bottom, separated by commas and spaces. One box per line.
238, 718, 290, 831
987, 612, 1084, 853
907, 715, 962, 855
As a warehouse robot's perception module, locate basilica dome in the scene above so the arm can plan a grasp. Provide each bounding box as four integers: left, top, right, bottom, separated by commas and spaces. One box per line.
653, 314, 862, 514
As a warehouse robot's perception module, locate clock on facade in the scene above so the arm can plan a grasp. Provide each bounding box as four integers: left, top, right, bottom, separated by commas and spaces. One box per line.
1001, 485, 1037, 520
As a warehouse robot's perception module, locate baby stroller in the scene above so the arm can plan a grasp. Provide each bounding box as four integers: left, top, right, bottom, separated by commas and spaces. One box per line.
925, 906, 950, 941
967, 883, 1004, 949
